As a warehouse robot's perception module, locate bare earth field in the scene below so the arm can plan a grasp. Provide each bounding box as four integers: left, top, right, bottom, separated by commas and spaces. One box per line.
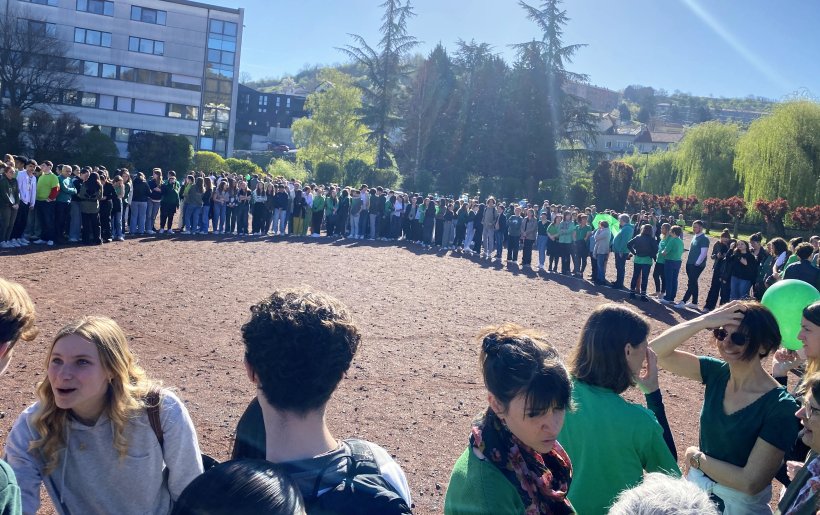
0, 233, 781, 514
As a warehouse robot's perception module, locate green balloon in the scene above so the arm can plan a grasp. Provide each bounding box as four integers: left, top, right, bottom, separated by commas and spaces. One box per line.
761, 279, 820, 350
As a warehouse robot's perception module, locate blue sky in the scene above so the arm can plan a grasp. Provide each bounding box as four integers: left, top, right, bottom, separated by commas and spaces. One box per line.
210, 0, 819, 100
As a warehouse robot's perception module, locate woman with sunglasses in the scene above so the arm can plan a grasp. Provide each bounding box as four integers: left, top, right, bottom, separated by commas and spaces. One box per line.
775, 371, 820, 514
651, 301, 800, 514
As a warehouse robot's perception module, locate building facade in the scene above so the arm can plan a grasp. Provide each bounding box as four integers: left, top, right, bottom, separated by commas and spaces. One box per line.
235, 83, 307, 151
2, 0, 243, 157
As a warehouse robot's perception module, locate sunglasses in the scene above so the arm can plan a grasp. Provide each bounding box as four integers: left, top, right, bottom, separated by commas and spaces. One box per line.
713, 327, 749, 346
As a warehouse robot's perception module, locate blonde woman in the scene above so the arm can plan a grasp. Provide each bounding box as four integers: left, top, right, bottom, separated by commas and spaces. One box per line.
5, 316, 203, 515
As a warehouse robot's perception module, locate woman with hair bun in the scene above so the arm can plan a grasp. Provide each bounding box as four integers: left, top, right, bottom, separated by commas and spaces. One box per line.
444, 324, 574, 515
5, 316, 203, 515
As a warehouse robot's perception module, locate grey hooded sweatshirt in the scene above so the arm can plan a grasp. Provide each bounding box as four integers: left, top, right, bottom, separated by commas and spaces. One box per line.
4, 389, 203, 515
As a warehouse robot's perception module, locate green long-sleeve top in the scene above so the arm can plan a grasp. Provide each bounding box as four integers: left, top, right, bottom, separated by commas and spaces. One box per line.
161, 181, 180, 206
324, 197, 338, 215
35, 172, 59, 201
656, 236, 668, 264
444, 447, 527, 515
558, 379, 680, 515
558, 221, 576, 244
312, 195, 325, 212
612, 223, 634, 253
661, 236, 684, 261
56, 176, 77, 203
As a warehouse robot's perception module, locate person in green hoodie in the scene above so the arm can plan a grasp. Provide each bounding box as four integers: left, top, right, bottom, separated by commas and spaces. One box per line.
159, 172, 181, 233
660, 226, 685, 304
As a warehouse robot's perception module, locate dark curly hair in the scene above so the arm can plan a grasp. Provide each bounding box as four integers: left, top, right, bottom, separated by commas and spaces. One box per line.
242, 288, 361, 414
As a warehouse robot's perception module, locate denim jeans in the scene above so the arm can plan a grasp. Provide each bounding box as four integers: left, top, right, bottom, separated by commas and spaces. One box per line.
464, 223, 475, 252
274, 208, 288, 234
614, 252, 629, 286
349, 212, 360, 237
199, 205, 211, 233
213, 203, 226, 232
596, 253, 609, 283
482, 228, 494, 256
443, 220, 454, 247
130, 201, 147, 234
663, 260, 682, 301
184, 205, 202, 232
147, 201, 161, 232
537, 235, 549, 267
112, 211, 123, 238
358, 210, 369, 237
369, 213, 378, 239
495, 232, 504, 258
69, 201, 82, 240
236, 203, 249, 233
36, 201, 56, 242
730, 276, 752, 300
682, 263, 706, 304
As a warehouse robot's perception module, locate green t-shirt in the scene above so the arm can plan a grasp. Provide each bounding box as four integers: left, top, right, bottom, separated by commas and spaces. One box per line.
687, 233, 710, 266
656, 237, 668, 264
558, 221, 576, 244
444, 447, 525, 515
575, 224, 593, 243
35, 172, 59, 201
698, 357, 799, 467
547, 222, 559, 238
662, 236, 684, 262
558, 379, 680, 515
786, 254, 800, 268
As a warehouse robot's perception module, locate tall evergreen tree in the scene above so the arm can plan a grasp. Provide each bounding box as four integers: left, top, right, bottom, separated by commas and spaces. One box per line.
340, 0, 419, 169
512, 0, 594, 199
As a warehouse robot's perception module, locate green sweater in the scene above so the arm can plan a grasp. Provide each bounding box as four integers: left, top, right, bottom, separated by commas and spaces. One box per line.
558, 379, 679, 515
662, 236, 684, 262
0, 460, 21, 515
444, 447, 525, 515
56, 176, 77, 203
312, 195, 325, 213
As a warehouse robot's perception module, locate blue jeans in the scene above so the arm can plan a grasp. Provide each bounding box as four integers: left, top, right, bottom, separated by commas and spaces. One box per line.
184, 205, 201, 232
199, 205, 211, 233
730, 276, 752, 300
236, 203, 249, 233
663, 260, 682, 301
596, 253, 609, 283
147, 201, 160, 232
274, 208, 288, 234
537, 235, 549, 267
213, 203, 226, 232
495, 232, 504, 257
112, 211, 123, 238
130, 201, 147, 234
614, 252, 629, 286
69, 201, 82, 240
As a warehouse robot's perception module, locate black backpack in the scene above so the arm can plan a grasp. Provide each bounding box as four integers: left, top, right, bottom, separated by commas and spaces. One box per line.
304, 439, 412, 515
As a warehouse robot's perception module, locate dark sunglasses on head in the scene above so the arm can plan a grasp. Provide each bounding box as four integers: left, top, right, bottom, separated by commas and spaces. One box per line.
713, 327, 749, 346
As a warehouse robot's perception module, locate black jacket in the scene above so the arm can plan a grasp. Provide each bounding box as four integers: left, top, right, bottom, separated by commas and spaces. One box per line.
627, 234, 658, 259
131, 177, 150, 202
726, 250, 758, 281
784, 260, 820, 289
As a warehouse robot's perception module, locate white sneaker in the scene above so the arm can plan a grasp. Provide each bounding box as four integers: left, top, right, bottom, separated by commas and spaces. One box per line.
660, 299, 673, 305
147, 230, 155, 235
10, 241, 20, 248
33, 239, 46, 244
68, 238, 80, 243
673, 301, 686, 309
18, 239, 29, 246
46, 240, 54, 246
685, 302, 699, 310
117, 236, 125, 241
181, 230, 190, 234
0, 242, 8, 248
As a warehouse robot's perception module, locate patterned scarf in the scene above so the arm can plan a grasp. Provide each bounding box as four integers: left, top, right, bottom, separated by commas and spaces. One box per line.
471, 408, 574, 515
787, 456, 820, 514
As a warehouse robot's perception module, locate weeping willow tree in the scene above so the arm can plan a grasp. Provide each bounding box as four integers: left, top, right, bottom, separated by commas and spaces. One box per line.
671, 121, 740, 199
734, 101, 820, 208
621, 150, 677, 194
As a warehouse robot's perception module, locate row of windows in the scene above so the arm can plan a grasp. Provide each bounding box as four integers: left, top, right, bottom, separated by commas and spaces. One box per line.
71, 60, 201, 92
60, 90, 198, 121
255, 96, 291, 108
18, 19, 56, 37
128, 36, 164, 56
27, 0, 167, 25
74, 27, 112, 47
88, 125, 197, 148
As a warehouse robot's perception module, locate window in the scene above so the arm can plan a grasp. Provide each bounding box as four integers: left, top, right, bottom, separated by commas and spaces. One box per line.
101, 64, 117, 79
131, 6, 167, 25
258, 96, 267, 106
200, 137, 214, 151
275, 97, 280, 106
210, 19, 237, 36
129, 36, 164, 55
63, 91, 79, 105
114, 128, 130, 143
116, 97, 133, 112
168, 104, 198, 120
99, 95, 115, 110
133, 99, 165, 116
605, 141, 612, 149
286, 98, 291, 108
83, 61, 100, 77
75, 28, 112, 47
77, 0, 114, 16
19, 20, 57, 37
21, 0, 58, 5
81, 93, 98, 108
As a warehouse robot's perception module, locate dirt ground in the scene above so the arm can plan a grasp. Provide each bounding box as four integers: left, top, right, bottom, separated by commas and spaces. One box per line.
0, 232, 786, 513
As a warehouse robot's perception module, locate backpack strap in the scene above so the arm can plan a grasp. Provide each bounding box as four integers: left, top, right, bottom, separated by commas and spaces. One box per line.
343, 439, 380, 475
145, 388, 164, 449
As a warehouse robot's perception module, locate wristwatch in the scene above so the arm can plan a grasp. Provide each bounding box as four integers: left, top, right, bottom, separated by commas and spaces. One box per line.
690, 451, 703, 470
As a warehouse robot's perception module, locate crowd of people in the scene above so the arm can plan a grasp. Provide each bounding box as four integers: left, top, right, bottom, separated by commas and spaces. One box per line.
3, 155, 818, 308
2, 274, 820, 514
